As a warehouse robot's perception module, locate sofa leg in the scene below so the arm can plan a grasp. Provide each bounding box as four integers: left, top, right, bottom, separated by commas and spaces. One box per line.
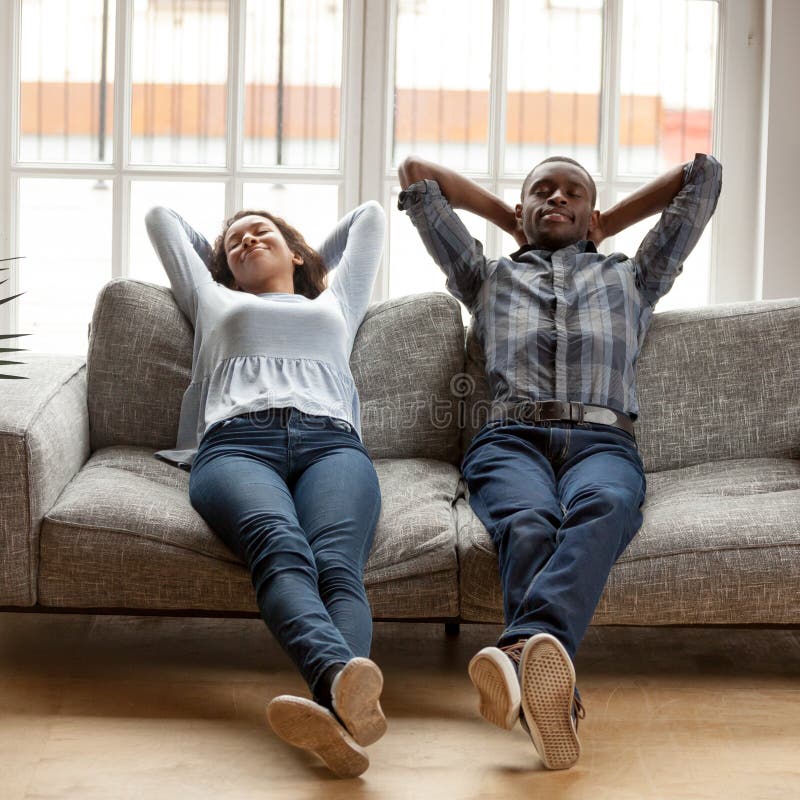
444, 622, 460, 637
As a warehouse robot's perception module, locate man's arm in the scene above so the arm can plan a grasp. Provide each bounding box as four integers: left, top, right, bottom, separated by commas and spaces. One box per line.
397, 157, 496, 308
626, 153, 722, 306
589, 162, 686, 245
399, 156, 525, 245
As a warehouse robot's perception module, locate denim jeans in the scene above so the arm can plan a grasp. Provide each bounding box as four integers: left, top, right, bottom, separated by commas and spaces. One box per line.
462, 419, 646, 660
188, 407, 381, 695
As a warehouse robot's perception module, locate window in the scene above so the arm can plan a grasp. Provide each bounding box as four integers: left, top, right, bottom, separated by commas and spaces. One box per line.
6, 0, 357, 354
374, 0, 719, 314
2, 0, 734, 355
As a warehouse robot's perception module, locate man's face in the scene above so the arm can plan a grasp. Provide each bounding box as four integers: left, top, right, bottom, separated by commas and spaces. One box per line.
515, 162, 596, 251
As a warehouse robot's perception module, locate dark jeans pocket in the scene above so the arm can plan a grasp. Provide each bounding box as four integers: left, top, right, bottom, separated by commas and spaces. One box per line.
328, 418, 355, 434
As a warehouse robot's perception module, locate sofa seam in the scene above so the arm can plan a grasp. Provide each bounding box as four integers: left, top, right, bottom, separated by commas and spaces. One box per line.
41, 516, 242, 567
364, 294, 459, 321
651, 304, 800, 330
617, 540, 800, 565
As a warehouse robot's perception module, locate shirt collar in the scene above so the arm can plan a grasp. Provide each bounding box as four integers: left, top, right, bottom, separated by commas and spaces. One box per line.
509, 239, 598, 262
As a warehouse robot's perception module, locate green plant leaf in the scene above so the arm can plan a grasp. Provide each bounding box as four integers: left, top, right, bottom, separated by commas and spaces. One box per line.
0, 291, 25, 307
1, 257, 29, 379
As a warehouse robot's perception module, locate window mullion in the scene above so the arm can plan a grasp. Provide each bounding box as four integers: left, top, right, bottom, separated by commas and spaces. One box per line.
340, 0, 364, 213
3, 2, 20, 336
226, 0, 245, 217
599, 0, 622, 225
486, 0, 509, 259
112, 0, 133, 278
363, 0, 394, 299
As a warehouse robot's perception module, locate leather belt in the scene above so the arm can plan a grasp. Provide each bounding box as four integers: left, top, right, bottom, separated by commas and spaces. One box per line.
489, 400, 635, 437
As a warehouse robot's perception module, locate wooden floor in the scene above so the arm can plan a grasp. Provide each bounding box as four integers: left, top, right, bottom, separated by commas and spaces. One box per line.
1, 613, 798, 799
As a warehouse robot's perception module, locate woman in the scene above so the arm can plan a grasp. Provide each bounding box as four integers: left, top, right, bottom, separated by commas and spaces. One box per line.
145, 199, 386, 778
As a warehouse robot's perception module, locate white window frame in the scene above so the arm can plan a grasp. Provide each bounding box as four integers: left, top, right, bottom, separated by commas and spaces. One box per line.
361, 0, 762, 307
0, 0, 768, 339
0, 0, 364, 336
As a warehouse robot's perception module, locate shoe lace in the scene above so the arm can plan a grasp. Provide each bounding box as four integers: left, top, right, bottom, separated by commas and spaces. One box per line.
572, 694, 586, 728
500, 640, 526, 666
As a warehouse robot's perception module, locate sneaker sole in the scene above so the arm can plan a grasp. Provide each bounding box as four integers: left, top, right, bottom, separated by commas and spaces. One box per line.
468, 646, 521, 730
519, 634, 580, 770
332, 657, 387, 747
267, 695, 369, 778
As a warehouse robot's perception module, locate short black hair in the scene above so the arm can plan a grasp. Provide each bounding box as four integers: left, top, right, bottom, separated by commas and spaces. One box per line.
521, 156, 597, 207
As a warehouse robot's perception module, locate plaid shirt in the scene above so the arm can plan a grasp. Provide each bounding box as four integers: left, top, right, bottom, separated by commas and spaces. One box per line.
398, 153, 722, 419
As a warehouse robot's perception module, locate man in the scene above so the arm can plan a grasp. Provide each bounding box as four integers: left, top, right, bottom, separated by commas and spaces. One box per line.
398, 152, 722, 769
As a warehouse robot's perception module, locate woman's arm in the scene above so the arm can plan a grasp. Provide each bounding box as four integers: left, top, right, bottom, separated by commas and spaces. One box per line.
145, 206, 215, 325
320, 201, 386, 337
589, 162, 687, 245
399, 156, 524, 244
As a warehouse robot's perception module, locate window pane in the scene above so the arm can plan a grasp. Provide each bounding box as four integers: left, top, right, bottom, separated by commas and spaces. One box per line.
130, 0, 228, 166
243, 0, 343, 169
619, 0, 718, 175
130, 181, 225, 286
609, 191, 711, 311
19, 0, 115, 163
389, 186, 487, 307
18, 178, 113, 355
242, 184, 340, 254
392, 0, 493, 172
505, 0, 603, 175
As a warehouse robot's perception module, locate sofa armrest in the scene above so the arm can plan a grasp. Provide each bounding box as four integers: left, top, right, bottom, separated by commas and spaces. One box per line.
0, 353, 89, 606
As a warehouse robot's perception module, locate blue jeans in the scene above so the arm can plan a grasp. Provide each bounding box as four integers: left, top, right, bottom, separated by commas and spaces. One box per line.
188, 408, 381, 695
462, 420, 646, 660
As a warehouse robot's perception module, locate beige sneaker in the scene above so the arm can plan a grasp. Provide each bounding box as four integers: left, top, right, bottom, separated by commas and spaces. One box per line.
467, 641, 525, 730
518, 633, 585, 770
330, 657, 387, 747
267, 695, 369, 778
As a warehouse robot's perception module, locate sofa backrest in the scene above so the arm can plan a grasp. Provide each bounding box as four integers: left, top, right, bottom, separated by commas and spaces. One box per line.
87, 279, 466, 464
462, 299, 800, 473
633, 299, 800, 472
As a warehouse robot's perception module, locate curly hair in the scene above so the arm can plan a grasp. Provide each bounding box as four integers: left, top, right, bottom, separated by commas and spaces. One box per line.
207, 209, 328, 299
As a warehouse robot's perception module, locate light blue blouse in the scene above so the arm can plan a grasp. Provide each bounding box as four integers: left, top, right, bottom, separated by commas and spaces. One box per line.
145, 201, 385, 471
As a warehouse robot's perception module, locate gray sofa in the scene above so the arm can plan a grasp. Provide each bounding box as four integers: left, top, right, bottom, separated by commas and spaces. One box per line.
2, 279, 799, 626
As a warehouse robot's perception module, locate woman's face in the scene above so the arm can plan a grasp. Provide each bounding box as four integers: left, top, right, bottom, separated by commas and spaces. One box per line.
223, 214, 303, 292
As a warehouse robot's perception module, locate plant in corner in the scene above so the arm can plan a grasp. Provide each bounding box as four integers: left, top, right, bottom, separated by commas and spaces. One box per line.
0, 256, 28, 380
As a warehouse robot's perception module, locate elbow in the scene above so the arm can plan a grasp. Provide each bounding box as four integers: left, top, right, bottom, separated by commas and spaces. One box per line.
399, 155, 426, 188
358, 200, 386, 229
144, 205, 170, 231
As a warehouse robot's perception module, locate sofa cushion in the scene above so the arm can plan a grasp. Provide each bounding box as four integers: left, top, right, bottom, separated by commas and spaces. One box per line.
87, 280, 192, 452
38, 447, 460, 618
351, 293, 465, 463
457, 457, 800, 625
634, 300, 800, 473
461, 300, 800, 473
87, 280, 465, 462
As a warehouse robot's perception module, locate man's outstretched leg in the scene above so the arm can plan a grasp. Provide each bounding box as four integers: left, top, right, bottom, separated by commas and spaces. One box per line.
461, 422, 563, 738
462, 422, 646, 769
513, 424, 645, 769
